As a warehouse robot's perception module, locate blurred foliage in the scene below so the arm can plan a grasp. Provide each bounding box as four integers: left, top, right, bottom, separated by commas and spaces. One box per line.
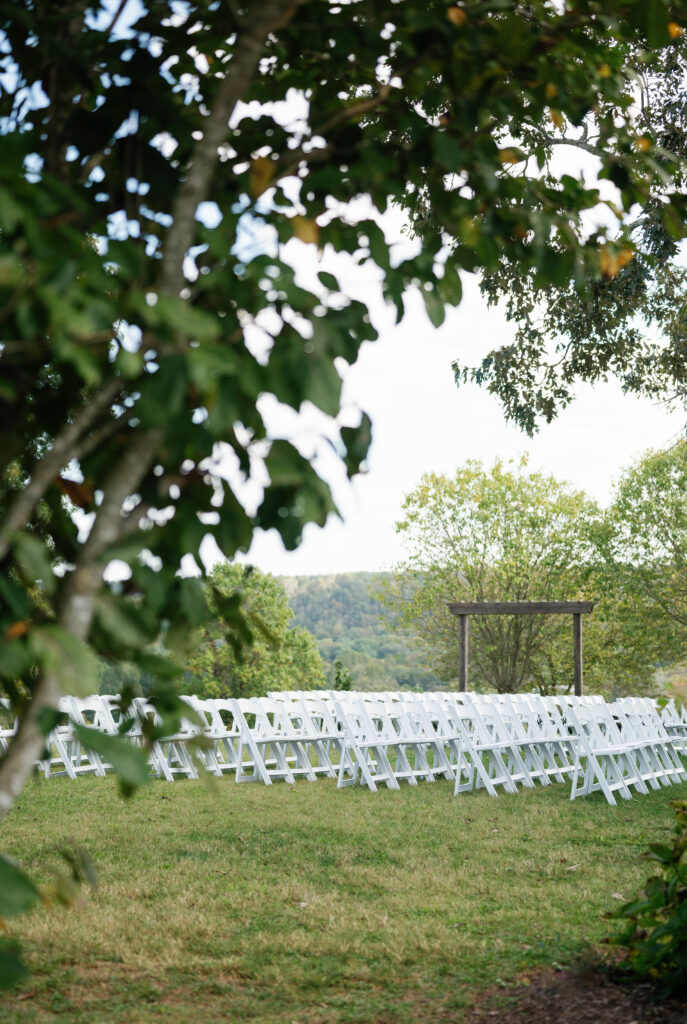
600, 440, 687, 629
606, 799, 687, 996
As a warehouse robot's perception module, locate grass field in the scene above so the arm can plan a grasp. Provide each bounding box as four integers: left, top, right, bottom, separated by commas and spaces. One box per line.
1, 775, 685, 1023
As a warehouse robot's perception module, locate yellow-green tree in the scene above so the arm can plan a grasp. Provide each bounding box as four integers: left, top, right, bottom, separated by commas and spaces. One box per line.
602, 442, 687, 631
382, 458, 681, 695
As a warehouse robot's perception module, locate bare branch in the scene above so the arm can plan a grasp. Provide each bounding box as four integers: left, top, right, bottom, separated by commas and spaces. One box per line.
316, 84, 392, 137
105, 0, 130, 37
527, 128, 603, 159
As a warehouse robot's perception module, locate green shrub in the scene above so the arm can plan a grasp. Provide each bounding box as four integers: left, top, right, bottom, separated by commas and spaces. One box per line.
606, 799, 687, 995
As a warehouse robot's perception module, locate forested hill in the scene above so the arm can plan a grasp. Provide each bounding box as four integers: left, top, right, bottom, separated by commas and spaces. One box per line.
280, 573, 443, 691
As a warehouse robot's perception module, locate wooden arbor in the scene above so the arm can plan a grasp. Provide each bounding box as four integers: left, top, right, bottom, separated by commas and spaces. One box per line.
446, 601, 594, 695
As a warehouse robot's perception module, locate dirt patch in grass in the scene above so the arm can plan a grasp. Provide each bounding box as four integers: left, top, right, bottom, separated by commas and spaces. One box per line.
466, 966, 687, 1024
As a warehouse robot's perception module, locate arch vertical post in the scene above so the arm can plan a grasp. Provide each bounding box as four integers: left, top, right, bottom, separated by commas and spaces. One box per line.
458, 614, 468, 692
573, 612, 583, 696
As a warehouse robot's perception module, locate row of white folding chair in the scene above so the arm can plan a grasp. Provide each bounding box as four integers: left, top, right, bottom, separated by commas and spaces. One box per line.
228, 697, 336, 785
24, 693, 339, 786
561, 696, 683, 805
396, 692, 565, 796
612, 697, 686, 786
443, 694, 547, 796
332, 690, 568, 795
12, 690, 685, 801
419, 691, 678, 802
185, 695, 346, 785
660, 698, 687, 754
32, 695, 199, 782
363, 691, 573, 795
517, 693, 685, 803
487, 693, 580, 784
332, 696, 458, 791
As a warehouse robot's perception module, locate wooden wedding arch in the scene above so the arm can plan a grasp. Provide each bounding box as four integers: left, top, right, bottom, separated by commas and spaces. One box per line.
446, 601, 594, 695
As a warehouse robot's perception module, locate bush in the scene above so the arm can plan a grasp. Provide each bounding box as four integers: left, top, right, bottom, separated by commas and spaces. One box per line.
606, 799, 687, 996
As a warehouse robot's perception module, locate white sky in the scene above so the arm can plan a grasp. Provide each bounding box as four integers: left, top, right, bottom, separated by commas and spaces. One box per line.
221, 266, 684, 578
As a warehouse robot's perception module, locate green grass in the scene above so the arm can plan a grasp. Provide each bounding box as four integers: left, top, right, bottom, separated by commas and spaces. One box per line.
0, 775, 685, 1023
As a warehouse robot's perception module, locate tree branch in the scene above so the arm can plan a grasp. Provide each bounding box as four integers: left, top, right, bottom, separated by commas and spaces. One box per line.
0, 428, 162, 821
273, 84, 392, 181
159, 0, 310, 297
0, 377, 123, 563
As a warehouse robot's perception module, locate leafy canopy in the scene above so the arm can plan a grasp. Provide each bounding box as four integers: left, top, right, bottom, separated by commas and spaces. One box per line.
455, 30, 687, 432
601, 441, 687, 629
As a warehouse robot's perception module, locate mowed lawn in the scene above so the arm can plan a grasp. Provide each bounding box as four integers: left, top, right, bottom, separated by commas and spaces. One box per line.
1, 774, 684, 1024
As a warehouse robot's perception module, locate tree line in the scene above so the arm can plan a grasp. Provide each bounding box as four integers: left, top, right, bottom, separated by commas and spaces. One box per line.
382, 446, 687, 697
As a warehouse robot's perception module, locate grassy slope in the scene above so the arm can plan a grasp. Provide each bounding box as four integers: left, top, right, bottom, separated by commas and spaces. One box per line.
1, 776, 684, 1023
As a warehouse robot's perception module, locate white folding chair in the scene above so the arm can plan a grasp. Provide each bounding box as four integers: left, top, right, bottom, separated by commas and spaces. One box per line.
445, 694, 534, 796
132, 697, 200, 781
612, 697, 686, 788
334, 698, 403, 791
232, 698, 298, 785
659, 698, 687, 755
564, 698, 647, 805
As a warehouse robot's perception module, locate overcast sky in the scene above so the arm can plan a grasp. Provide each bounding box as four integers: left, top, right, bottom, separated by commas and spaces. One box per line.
214, 263, 684, 579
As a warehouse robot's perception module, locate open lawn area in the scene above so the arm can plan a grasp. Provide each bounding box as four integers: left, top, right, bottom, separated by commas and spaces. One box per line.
1, 776, 685, 1023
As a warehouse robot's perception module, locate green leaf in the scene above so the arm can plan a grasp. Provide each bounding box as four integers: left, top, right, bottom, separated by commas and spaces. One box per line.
132, 651, 184, 680
115, 348, 144, 379
36, 706, 66, 736
341, 413, 372, 478
155, 297, 221, 341
317, 271, 340, 291
12, 534, 56, 595
646, 842, 674, 864
136, 355, 187, 428
0, 577, 32, 620
0, 857, 39, 918
28, 626, 99, 697
423, 287, 446, 328
438, 263, 463, 305
303, 355, 342, 416
0, 638, 31, 682
94, 595, 152, 651
258, 442, 338, 549
178, 577, 208, 627
213, 486, 254, 558
0, 942, 29, 990
646, 0, 671, 48
72, 724, 150, 790
186, 344, 239, 393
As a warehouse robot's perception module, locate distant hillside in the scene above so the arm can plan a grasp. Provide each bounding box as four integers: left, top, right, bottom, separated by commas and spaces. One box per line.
281, 572, 443, 691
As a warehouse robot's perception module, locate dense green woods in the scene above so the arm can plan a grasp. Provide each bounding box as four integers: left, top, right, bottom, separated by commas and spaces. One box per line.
282, 573, 442, 691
